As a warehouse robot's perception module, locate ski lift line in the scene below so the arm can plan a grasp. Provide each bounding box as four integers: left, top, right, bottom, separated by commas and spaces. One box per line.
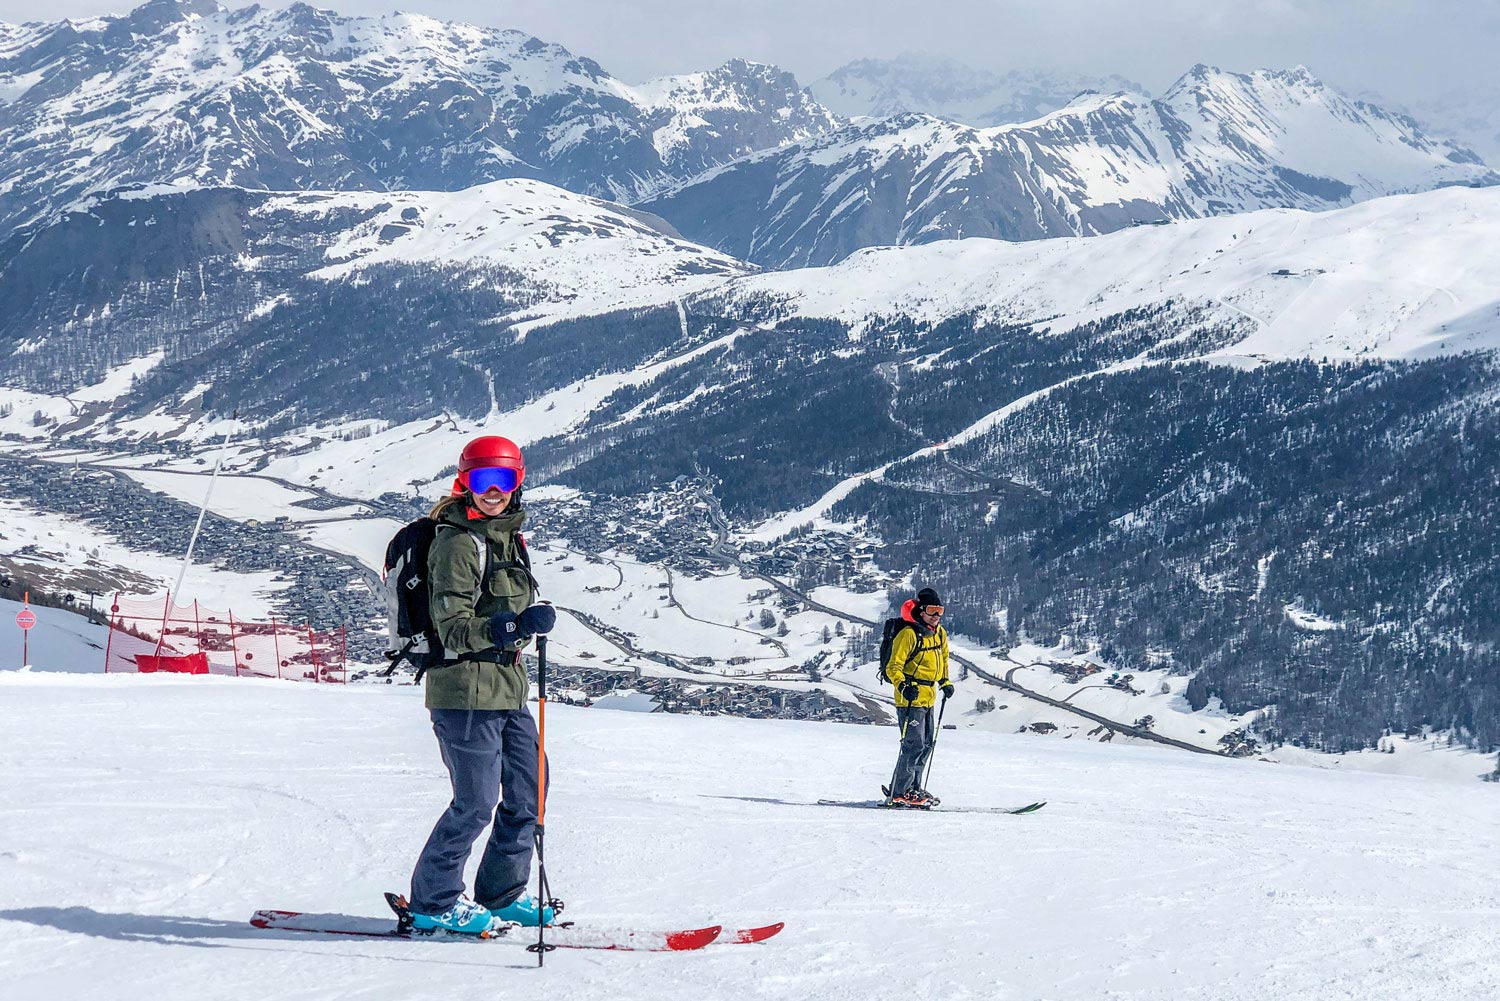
171, 428, 233, 604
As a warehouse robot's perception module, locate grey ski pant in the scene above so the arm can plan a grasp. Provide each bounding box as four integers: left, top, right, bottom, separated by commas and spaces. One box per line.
410, 707, 547, 914
890, 704, 935, 796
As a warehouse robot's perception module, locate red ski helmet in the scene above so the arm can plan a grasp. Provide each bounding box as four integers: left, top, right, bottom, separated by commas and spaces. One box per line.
453, 435, 525, 495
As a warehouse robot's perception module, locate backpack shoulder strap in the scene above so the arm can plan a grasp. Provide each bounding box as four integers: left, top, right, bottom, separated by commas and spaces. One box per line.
433, 522, 490, 601
890, 622, 924, 681
439, 522, 539, 600
470, 533, 489, 586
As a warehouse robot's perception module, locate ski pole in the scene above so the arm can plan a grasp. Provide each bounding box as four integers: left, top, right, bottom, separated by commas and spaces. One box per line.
527, 635, 554, 967
920, 689, 950, 793
885, 705, 911, 803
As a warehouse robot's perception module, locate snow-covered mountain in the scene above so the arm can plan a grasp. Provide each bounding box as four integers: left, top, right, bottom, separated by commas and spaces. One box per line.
634, 58, 841, 184
511, 187, 1500, 754
0, 177, 751, 422
811, 53, 1143, 126
0, 0, 838, 237
280, 180, 755, 300
712, 186, 1500, 360
644, 65, 1496, 268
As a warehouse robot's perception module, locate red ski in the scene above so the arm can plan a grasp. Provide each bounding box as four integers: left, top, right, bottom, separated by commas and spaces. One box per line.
250, 907, 722, 952
250, 901, 781, 952
726, 922, 785, 944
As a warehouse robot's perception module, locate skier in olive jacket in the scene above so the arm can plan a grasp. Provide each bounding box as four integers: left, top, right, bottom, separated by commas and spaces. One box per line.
885, 587, 953, 807
407, 435, 558, 935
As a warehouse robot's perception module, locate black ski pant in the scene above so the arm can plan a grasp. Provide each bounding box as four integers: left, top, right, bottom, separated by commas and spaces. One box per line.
410, 707, 547, 915
890, 704, 936, 796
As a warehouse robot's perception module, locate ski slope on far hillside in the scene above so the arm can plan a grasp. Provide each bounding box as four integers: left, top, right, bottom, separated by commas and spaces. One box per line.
1, 673, 1497, 1001
719, 185, 1500, 360
0, 598, 107, 671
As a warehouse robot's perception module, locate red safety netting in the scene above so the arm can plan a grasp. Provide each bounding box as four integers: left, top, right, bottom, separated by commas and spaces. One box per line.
103, 593, 346, 683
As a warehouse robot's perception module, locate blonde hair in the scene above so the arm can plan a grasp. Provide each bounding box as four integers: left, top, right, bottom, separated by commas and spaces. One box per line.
429, 494, 469, 520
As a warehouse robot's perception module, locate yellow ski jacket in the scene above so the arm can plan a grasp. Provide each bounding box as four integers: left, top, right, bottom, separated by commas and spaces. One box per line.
887, 622, 950, 708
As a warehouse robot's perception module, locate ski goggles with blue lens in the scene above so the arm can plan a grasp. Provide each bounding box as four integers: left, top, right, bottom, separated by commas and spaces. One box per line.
466, 465, 521, 494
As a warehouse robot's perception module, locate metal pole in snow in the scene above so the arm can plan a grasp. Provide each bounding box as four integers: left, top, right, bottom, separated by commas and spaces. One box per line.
152, 590, 173, 661
172, 426, 234, 608
103, 591, 118, 673
228, 610, 241, 677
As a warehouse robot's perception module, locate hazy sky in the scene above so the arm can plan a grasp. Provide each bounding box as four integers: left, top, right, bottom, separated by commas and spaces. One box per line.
2, 0, 1495, 108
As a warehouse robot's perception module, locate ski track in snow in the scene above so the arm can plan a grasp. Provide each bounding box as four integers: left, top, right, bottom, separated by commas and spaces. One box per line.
1, 674, 1498, 1000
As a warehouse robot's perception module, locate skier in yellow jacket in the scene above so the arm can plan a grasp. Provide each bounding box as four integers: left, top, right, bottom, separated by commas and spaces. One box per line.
885, 587, 953, 807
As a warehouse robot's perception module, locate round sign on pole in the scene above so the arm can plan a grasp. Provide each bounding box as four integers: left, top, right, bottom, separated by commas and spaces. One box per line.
16, 608, 37, 630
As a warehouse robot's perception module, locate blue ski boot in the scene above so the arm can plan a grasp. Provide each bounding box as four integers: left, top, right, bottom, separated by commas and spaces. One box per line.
409, 896, 495, 935
488, 893, 556, 927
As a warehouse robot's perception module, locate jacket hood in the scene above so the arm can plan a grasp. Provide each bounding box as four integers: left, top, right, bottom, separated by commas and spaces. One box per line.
901, 598, 940, 636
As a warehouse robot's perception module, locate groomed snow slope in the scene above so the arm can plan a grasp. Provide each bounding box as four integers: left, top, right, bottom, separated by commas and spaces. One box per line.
2, 673, 1497, 1000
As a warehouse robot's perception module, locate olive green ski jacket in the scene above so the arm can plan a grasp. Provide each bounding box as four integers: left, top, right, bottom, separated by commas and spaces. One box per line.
424, 502, 536, 711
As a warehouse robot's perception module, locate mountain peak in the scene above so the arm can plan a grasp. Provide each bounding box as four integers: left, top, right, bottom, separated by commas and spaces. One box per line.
1172, 63, 1331, 99
1275, 64, 1322, 86
0, 2, 841, 234
644, 62, 1495, 269
128, 0, 225, 29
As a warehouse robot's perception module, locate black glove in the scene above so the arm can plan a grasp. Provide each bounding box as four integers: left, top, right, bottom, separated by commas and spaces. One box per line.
941, 683, 955, 699
488, 610, 522, 646
518, 603, 556, 636
488, 604, 557, 647
899, 681, 921, 703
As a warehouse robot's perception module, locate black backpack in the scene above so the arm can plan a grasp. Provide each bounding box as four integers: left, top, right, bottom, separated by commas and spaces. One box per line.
382, 517, 443, 679
380, 516, 536, 682
877, 617, 920, 685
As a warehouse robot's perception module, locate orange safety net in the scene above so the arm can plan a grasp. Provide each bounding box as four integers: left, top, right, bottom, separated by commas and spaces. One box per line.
104, 593, 346, 683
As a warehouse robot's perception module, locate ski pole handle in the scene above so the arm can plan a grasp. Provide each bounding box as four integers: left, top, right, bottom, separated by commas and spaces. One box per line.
536, 634, 547, 700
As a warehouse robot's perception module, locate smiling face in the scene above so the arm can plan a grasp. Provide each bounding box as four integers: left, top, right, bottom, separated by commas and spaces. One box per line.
920, 605, 944, 627
470, 486, 514, 517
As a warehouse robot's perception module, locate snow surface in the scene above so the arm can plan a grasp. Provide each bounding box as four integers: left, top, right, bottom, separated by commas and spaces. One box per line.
0, 352, 165, 439
1, 673, 1497, 1000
